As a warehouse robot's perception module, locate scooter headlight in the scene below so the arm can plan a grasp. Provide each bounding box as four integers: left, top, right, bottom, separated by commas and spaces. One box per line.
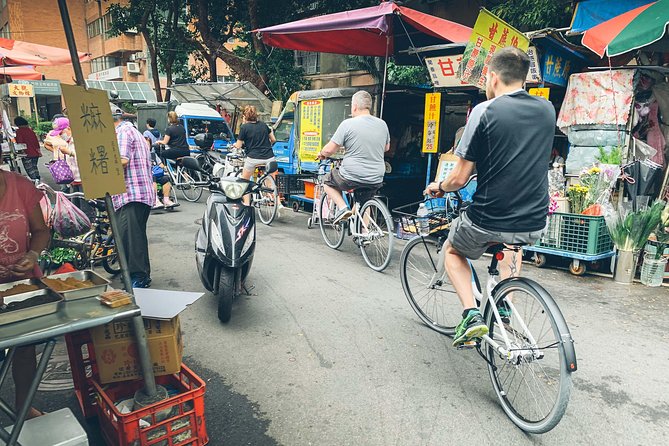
221, 179, 248, 200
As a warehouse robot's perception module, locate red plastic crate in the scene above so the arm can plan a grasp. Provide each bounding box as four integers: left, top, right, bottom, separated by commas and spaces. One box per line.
65, 330, 100, 418
93, 364, 208, 446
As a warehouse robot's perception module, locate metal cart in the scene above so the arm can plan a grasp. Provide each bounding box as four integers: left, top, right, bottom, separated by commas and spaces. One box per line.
524, 212, 615, 275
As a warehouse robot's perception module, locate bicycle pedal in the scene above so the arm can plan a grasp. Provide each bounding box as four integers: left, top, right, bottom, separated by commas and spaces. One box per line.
456, 340, 478, 350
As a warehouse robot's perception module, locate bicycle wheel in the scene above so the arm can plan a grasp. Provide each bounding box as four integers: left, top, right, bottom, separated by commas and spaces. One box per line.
180, 168, 204, 202
484, 278, 573, 433
102, 235, 121, 275
318, 193, 345, 249
255, 175, 278, 225
400, 236, 462, 335
358, 198, 394, 272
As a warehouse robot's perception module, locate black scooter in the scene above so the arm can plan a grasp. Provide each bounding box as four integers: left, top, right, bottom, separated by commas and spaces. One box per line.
184, 134, 278, 322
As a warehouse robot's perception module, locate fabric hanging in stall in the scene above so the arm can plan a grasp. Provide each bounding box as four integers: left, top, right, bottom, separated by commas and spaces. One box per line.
557, 70, 635, 133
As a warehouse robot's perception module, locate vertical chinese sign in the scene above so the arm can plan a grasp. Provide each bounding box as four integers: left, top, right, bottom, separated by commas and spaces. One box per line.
458, 9, 530, 88
61, 85, 126, 199
422, 93, 441, 154
298, 99, 323, 163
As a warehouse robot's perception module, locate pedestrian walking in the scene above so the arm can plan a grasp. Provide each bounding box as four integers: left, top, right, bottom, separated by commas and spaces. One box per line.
13, 117, 42, 181
110, 104, 156, 289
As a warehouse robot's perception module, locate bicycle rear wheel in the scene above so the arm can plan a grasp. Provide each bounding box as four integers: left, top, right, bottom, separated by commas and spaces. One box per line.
255, 175, 278, 225
102, 236, 121, 275
484, 278, 573, 433
318, 194, 345, 249
400, 236, 461, 335
180, 168, 203, 202
358, 198, 394, 272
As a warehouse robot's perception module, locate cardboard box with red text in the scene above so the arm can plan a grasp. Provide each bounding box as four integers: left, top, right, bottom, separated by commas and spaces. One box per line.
89, 316, 183, 384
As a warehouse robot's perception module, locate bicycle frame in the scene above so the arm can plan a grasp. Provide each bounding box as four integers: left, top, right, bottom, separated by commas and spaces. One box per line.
340, 192, 384, 240
425, 236, 542, 362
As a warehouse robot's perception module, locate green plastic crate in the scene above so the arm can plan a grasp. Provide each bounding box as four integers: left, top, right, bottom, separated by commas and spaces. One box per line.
537, 212, 613, 255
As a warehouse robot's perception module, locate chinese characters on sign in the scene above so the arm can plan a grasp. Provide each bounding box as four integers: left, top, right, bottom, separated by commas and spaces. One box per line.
8, 84, 34, 98
541, 49, 576, 87
422, 93, 441, 154
529, 88, 550, 100
458, 9, 530, 88
61, 85, 126, 199
427, 47, 540, 88
298, 99, 324, 163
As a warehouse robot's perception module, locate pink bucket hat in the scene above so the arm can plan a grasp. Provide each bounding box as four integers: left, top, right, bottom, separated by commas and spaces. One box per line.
49, 117, 70, 136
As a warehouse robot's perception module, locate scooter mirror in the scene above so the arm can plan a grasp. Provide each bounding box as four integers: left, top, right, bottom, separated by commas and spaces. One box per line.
182, 156, 205, 173
265, 160, 278, 174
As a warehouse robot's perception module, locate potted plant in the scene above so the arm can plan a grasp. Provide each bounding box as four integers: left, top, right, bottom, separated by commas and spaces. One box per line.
596, 145, 623, 173
640, 203, 669, 286
606, 201, 665, 283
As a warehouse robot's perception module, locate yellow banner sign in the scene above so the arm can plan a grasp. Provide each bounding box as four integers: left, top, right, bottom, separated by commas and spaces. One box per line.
61, 85, 126, 199
422, 93, 441, 154
8, 83, 34, 98
529, 87, 550, 100
458, 9, 530, 89
299, 99, 324, 163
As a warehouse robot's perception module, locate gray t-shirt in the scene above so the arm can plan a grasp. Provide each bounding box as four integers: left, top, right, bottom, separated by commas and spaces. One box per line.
331, 114, 390, 184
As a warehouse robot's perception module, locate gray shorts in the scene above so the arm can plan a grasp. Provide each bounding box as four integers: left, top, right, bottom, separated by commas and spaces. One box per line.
447, 212, 544, 260
323, 167, 382, 204
244, 156, 276, 172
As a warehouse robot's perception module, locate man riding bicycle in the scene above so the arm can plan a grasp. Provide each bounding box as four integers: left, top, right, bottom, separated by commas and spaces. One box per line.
424, 47, 555, 347
317, 90, 390, 223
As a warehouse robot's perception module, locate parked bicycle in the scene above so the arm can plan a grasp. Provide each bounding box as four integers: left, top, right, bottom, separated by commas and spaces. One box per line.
156, 144, 204, 203
318, 159, 394, 272
394, 182, 577, 433
37, 184, 120, 275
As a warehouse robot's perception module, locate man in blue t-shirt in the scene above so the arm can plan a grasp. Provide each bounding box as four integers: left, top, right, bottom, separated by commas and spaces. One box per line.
425, 47, 556, 347
143, 118, 161, 146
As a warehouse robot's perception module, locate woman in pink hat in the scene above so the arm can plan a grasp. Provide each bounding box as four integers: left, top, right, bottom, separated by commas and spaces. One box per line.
44, 117, 81, 190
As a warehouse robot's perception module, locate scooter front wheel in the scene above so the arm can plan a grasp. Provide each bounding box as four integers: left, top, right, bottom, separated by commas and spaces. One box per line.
217, 268, 236, 323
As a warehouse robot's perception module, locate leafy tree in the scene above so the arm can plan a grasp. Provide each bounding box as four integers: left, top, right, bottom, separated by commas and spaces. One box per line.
108, 0, 194, 102
188, 0, 378, 100
487, 0, 574, 31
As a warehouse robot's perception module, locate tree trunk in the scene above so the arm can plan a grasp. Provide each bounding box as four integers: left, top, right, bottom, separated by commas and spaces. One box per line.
142, 28, 163, 102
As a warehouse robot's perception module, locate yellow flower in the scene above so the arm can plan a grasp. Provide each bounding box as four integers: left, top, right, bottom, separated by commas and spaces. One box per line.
589, 167, 601, 174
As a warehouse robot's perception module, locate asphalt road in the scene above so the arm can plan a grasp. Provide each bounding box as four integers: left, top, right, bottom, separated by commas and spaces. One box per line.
3, 189, 669, 445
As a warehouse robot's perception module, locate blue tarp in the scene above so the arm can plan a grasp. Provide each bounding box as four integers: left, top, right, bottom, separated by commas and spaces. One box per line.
570, 0, 654, 33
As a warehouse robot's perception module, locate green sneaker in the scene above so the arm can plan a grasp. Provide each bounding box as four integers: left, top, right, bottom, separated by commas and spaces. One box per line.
453, 310, 489, 347
497, 302, 512, 324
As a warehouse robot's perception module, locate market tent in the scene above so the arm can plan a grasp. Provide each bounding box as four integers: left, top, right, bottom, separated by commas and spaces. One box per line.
0, 66, 43, 80
581, 0, 669, 57
169, 82, 273, 119
569, 0, 654, 33
0, 37, 90, 66
255, 2, 471, 61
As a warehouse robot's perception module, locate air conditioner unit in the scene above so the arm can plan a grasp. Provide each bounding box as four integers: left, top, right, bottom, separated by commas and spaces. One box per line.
126, 62, 141, 74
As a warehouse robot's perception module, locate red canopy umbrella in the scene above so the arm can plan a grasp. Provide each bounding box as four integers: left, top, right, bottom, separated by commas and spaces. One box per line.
256, 2, 471, 114
0, 66, 44, 80
0, 37, 90, 66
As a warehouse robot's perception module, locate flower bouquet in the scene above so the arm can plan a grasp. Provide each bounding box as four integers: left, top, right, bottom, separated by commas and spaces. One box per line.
579, 166, 618, 215
567, 185, 588, 214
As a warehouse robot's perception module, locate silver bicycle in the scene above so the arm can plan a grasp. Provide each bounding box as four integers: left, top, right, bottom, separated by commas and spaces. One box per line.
396, 193, 577, 433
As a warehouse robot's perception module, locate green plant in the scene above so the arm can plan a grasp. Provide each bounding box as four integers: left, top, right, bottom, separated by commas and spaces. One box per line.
40, 247, 78, 266
648, 203, 669, 259
606, 201, 665, 251
19, 112, 52, 138
596, 146, 622, 165
566, 185, 588, 214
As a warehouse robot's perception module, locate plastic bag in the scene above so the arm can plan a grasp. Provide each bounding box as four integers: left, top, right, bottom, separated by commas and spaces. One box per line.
52, 192, 91, 238
39, 194, 52, 227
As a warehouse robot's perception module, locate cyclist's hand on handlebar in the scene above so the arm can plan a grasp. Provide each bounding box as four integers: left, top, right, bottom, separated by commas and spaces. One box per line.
424, 181, 445, 198
316, 151, 327, 161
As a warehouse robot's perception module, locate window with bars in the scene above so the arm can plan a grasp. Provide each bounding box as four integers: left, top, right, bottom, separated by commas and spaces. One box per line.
294, 51, 320, 75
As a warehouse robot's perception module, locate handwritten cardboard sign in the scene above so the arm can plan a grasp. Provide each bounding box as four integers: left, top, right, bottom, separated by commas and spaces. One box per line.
61, 85, 126, 199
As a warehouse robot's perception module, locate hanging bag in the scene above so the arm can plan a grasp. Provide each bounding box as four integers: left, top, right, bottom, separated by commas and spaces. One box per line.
52, 192, 91, 237
47, 157, 75, 184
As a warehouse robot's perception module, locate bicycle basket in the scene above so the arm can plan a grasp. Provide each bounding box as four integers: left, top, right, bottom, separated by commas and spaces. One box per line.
392, 198, 455, 237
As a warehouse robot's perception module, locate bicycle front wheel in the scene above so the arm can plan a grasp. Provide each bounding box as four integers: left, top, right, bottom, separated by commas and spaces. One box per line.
400, 236, 461, 335
255, 175, 278, 225
180, 168, 204, 202
485, 278, 573, 433
318, 193, 345, 249
358, 198, 394, 272
102, 235, 121, 275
